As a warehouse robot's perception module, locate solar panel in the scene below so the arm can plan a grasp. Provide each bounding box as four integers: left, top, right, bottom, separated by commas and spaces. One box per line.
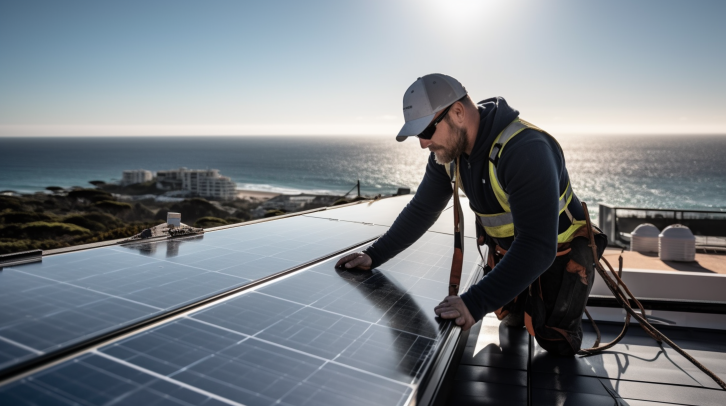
305, 194, 479, 238
0, 216, 386, 373
0, 232, 483, 406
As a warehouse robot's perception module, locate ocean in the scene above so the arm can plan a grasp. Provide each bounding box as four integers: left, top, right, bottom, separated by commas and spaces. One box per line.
1, 135, 725, 216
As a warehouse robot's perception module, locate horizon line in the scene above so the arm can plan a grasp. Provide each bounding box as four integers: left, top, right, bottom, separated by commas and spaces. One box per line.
2, 124, 726, 137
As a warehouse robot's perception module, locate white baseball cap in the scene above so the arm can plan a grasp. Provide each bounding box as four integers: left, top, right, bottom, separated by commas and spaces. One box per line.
396, 73, 468, 142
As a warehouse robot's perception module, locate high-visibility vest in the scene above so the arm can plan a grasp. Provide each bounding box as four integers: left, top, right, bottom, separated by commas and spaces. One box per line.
446, 118, 587, 244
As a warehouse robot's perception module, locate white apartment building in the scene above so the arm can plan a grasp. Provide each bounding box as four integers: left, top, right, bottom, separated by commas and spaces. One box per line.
156, 167, 237, 200
121, 170, 153, 186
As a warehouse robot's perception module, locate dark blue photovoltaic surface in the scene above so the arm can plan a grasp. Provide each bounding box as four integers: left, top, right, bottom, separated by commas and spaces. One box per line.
0, 353, 230, 406
0, 231, 483, 406
0, 216, 385, 372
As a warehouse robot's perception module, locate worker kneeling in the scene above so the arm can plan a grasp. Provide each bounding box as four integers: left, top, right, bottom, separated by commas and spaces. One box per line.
336, 74, 607, 356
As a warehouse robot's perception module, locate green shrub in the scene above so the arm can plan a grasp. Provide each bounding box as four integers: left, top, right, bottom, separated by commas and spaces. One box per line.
42, 198, 60, 209
0, 239, 69, 255
68, 188, 113, 202
231, 210, 251, 221
0, 196, 23, 211
156, 198, 228, 224
93, 200, 132, 212
128, 202, 155, 221
263, 210, 286, 218
194, 217, 228, 228
0, 239, 34, 254
79, 212, 124, 227
0, 224, 22, 238
0, 211, 54, 224
99, 180, 163, 196
18, 221, 91, 239
62, 215, 107, 232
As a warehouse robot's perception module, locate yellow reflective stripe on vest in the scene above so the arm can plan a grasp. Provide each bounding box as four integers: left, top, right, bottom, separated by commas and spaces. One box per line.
478, 211, 513, 227
557, 220, 587, 244
477, 183, 570, 229
488, 119, 529, 210
559, 182, 573, 214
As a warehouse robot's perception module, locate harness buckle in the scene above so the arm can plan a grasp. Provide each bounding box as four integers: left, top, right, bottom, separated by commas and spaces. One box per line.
489, 143, 503, 166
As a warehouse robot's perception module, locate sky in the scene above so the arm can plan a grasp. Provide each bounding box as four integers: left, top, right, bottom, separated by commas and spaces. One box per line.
1, 0, 724, 137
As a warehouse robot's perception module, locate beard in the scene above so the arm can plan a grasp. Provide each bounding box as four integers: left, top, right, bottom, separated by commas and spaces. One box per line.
433, 121, 468, 165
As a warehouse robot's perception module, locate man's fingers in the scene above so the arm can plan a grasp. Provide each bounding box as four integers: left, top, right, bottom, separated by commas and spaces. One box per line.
345, 256, 364, 268
434, 295, 475, 331
439, 309, 460, 319
335, 253, 371, 270
336, 253, 361, 268
335, 253, 356, 267
434, 304, 452, 315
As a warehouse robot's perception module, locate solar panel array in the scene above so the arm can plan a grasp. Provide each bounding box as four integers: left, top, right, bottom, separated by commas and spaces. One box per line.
0, 216, 386, 372
0, 231, 482, 406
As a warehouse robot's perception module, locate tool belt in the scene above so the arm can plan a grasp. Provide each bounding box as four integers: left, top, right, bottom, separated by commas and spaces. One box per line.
484, 228, 607, 356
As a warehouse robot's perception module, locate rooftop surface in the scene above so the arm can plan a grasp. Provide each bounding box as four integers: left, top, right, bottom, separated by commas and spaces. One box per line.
449, 315, 726, 405
602, 248, 726, 274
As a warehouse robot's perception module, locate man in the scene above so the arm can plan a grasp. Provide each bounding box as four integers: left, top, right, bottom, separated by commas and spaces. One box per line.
336, 73, 604, 355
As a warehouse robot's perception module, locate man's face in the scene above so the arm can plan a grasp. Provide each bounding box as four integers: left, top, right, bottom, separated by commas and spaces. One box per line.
419, 112, 468, 165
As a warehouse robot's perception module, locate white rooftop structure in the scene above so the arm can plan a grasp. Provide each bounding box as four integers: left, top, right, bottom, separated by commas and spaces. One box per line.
659, 224, 696, 262
630, 223, 660, 253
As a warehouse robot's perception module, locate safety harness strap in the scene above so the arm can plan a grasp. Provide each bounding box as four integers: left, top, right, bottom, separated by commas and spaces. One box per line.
448, 157, 464, 296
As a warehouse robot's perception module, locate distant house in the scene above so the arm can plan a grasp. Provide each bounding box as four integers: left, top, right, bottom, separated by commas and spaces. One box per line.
121, 170, 153, 186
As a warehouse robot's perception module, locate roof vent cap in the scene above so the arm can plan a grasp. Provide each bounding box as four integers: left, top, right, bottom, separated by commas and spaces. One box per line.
167, 212, 181, 227
630, 223, 660, 253
659, 224, 696, 262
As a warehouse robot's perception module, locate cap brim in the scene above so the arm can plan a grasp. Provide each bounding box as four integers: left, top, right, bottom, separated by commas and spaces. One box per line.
395, 113, 435, 142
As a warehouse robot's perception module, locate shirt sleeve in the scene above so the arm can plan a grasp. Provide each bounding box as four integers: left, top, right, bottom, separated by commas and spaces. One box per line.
364, 153, 453, 268
460, 133, 561, 320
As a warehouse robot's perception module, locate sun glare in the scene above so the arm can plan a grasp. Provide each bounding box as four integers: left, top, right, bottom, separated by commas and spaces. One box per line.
420, 0, 512, 38
427, 0, 504, 23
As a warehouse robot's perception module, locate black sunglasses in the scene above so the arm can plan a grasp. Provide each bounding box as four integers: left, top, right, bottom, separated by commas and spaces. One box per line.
417, 102, 455, 140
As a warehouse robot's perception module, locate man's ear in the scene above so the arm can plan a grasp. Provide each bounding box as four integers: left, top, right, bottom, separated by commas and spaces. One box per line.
451, 101, 466, 125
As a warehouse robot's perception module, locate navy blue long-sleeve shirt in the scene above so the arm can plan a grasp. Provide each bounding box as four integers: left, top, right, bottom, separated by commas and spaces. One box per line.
363, 97, 585, 321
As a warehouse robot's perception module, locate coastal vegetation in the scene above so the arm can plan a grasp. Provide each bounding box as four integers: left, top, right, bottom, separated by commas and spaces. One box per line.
0, 187, 257, 255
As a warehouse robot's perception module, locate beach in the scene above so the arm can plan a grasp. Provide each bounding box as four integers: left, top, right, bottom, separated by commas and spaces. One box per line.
237, 189, 281, 201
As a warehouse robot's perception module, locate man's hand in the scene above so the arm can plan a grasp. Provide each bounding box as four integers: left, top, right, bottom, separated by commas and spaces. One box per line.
335, 252, 372, 270
434, 296, 476, 331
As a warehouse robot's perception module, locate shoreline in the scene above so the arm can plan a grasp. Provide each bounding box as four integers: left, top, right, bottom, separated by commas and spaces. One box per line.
236, 189, 281, 201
